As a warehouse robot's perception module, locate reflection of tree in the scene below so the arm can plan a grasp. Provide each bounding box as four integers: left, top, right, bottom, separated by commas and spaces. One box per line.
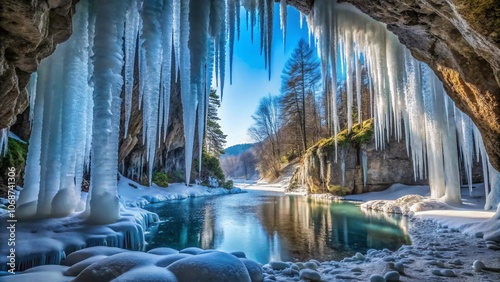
256, 196, 411, 261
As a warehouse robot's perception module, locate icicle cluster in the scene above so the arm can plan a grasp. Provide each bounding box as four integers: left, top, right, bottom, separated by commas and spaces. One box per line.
16, 0, 281, 222
308, 0, 498, 207
0, 128, 7, 156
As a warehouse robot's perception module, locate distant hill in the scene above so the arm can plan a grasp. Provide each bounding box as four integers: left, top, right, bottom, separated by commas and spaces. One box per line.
222, 143, 254, 158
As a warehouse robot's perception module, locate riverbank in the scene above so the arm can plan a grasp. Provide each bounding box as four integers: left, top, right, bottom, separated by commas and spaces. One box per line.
265, 183, 499, 281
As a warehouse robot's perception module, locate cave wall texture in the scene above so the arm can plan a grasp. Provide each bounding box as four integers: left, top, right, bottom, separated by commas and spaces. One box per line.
0, 0, 499, 171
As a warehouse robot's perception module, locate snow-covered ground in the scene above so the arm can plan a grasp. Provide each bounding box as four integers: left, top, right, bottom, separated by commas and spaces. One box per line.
118, 175, 245, 207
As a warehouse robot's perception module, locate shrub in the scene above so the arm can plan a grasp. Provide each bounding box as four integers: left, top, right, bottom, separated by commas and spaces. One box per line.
222, 180, 234, 189
167, 170, 185, 183
327, 185, 351, 196
152, 172, 169, 187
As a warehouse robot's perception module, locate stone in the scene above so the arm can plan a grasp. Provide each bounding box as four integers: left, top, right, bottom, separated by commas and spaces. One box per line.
354, 252, 365, 260
231, 251, 247, 258
304, 261, 319, 270
167, 252, 251, 282
472, 260, 485, 272
384, 271, 400, 282
240, 258, 264, 282
370, 274, 386, 282
147, 247, 179, 256
299, 269, 321, 281
179, 247, 204, 255
383, 256, 396, 262
441, 269, 457, 277
269, 261, 289, 270
393, 262, 405, 274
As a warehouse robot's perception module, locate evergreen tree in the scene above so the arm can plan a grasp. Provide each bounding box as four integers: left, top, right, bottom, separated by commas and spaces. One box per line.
205, 89, 227, 157
280, 39, 321, 155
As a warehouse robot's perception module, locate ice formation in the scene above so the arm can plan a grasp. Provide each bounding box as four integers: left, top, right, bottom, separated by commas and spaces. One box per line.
0, 0, 497, 225
307, 0, 498, 207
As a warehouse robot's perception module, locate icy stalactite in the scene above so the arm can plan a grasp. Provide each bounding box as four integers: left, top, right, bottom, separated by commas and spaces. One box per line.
140, 0, 163, 184
28, 72, 38, 124
280, 0, 287, 51
180, 0, 194, 185
87, 0, 126, 224
486, 165, 500, 210
161, 1, 173, 141
0, 128, 7, 157
265, 0, 273, 80
355, 52, 362, 124
123, 1, 140, 137
308, 0, 467, 205
173, 0, 181, 81
361, 148, 367, 187
228, 0, 236, 85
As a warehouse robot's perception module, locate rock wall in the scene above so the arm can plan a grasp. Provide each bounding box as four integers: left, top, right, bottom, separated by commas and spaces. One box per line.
0, 0, 79, 128
333, 0, 500, 171
289, 130, 428, 195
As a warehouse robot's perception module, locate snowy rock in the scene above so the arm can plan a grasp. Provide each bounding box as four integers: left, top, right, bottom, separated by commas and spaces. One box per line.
240, 258, 264, 282
63, 255, 108, 276
113, 266, 178, 282
351, 267, 363, 272
441, 269, 457, 277
73, 252, 158, 282
231, 251, 247, 258
62, 246, 127, 266
282, 268, 298, 276
450, 259, 462, 265
167, 252, 251, 282
472, 260, 485, 272
474, 232, 484, 238
179, 247, 204, 255
295, 262, 305, 270
147, 247, 179, 256
370, 274, 386, 282
269, 261, 289, 270
393, 262, 405, 274
384, 271, 400, 282
354, 252, 365, 260
432, 269, 442, 276
156, 254, 193, 267
383, 256, 395, 262
299, 269, 321, 281
304, 261, 318, 270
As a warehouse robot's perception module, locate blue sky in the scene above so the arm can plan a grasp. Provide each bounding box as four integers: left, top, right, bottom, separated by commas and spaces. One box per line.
217, 4, 312, 147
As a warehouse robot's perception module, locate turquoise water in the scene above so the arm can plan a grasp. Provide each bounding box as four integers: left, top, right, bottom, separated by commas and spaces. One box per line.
144, 190, 411, 264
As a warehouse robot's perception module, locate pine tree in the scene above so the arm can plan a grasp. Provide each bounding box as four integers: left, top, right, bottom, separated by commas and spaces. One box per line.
280, 39, 321, 155
205, 89, 227, 157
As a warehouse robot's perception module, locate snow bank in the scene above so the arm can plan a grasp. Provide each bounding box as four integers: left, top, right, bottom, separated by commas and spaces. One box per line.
0, 207, 158, 272
0, 247, 262, 282
118, 175, 245, 208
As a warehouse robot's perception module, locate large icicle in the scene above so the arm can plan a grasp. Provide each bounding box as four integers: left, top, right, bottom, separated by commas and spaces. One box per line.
87, 0, 126, 224
140, 0, 164, 185
279, 0, 287, 51
0, 128, 7, 157
161, 0, 174, 141
123, 1, 140, 137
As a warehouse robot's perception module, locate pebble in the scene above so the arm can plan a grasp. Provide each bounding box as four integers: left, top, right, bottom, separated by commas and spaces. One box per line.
304, 261, 318, 270
394, 262, 405, 274
291, 264, 299, 271
282, 268, 298, 276
383, 256, 396, 262
384, 271, 400, 282
475, 232, 484, 238
432, 269, 442, 276
354, 252, 365, 260
351, 267, 362, 272
450, 259, 462, 265
295, 262, 305, 270
473, 260, 485, 272
370, 274, 386, 282
269, 261, 289, 270
441, 269, 457, 277
299, 269, 321, 281
230, 251, 246, 258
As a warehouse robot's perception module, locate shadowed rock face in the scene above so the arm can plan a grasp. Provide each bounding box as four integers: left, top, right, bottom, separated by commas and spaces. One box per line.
0, 0, 79, 128
1, 0, 499, 170
334, 0, 500, 170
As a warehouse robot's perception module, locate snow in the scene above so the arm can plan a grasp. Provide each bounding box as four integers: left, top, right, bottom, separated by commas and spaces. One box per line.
0, 248, 261, 282
118, 175, 245, 208
0, 206, 158, 273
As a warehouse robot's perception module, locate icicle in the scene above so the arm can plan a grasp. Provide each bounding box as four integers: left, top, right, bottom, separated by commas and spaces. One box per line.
0, 128, 7, 156
28, 72, 38, 125
140, 0, 164, 185
161, 0, 173, 141
228, 0, 236, 84
123, 1, 140, 137
88, 0, 126, 224
179, 0, 195, 185
361, 148, 368, 188
279, 0, 287, 51
265, 0, 273, 80
355, 50, 362, 124
173, 0, 181, 80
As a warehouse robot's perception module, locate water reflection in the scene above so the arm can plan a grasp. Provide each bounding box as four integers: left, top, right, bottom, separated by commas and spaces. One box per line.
144, 191, 410, 264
